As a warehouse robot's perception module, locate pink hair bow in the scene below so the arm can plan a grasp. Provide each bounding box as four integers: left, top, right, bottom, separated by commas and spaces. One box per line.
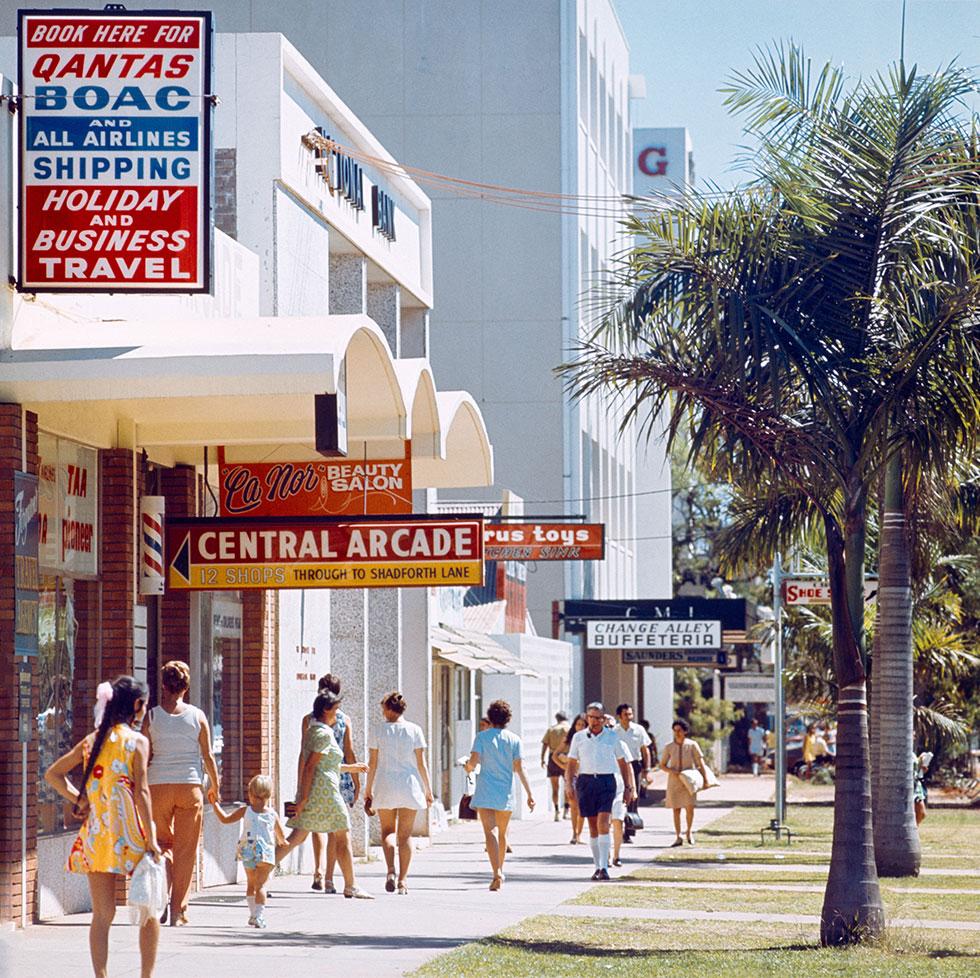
93, 681, 114, 728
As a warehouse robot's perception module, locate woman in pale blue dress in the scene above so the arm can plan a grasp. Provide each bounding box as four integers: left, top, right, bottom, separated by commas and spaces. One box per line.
464, 699, 535, 890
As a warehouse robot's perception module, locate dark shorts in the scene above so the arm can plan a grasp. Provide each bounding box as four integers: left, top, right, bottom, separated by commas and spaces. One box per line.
576, 773, 616, 818
547, 756, 564, 779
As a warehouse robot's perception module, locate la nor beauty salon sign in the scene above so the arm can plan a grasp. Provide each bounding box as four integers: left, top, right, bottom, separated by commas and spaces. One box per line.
18, 9, 212, 291
218, 456, 413, 517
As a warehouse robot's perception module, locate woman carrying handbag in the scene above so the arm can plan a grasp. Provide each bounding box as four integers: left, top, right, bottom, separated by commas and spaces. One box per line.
660, 717, 711, 846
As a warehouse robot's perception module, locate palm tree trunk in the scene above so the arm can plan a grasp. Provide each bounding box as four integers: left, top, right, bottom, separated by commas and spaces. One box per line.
872, 451, 921, 876
820, 485, 885, 945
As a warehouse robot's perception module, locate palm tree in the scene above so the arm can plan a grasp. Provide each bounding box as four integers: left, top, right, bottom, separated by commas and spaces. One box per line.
563, 47, 980, 945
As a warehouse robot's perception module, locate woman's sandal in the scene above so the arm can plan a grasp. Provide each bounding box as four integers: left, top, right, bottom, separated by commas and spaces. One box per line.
312, 872, 324, 892
344, 886, 375, 900
669, 837, 684, 847
385, 872, 396, 893
489, 875, 502, 891
397, 881, 408, 895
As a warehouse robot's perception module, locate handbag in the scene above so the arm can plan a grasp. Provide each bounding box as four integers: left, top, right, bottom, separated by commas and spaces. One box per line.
624, 810, 644, 832
458, 794, 477, 820
127, 852, 167, 924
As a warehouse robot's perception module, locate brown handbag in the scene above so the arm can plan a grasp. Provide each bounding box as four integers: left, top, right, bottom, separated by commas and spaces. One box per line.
458, 794, 478, 820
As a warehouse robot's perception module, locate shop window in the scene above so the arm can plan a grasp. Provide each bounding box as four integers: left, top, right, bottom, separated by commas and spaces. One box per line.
194, 592, 244, 800
37, 576, 76, 836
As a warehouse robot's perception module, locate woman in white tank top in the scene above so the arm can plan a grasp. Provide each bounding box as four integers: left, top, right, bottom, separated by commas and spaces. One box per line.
145, 660, 221, 926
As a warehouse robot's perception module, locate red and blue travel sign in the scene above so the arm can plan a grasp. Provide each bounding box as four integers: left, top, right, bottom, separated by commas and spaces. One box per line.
17, 8, 213, 292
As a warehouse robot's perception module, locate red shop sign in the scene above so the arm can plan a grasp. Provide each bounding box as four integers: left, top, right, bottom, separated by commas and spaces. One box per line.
218, 453, 412, 517
483, 523, 605, 561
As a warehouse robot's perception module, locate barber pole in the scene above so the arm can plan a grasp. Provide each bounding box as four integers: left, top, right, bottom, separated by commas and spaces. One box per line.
140, 495, 165, 595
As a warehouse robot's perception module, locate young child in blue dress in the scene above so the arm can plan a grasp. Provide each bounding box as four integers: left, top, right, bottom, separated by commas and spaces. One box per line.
211, 774, 287, 928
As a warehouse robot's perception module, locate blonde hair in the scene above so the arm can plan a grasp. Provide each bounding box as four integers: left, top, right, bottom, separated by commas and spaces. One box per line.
248, 775, 273, 800
161, 660, 191, 694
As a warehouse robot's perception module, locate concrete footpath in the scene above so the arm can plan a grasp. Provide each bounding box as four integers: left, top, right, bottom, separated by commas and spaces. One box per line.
0, 776, 771, 978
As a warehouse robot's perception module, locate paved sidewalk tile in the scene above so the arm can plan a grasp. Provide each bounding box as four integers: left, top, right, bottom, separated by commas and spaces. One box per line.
1, 800, 723, 978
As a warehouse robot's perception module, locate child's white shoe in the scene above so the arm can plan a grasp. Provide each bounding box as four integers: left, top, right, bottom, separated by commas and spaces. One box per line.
247, 916, 257, 927
254, 915, 268, 929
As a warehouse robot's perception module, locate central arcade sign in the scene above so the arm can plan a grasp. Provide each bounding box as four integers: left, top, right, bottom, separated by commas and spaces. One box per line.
165, 516, 484, 591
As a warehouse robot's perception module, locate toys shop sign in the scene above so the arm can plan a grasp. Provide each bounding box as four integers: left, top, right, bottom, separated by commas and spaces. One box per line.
17, 9, 213, 292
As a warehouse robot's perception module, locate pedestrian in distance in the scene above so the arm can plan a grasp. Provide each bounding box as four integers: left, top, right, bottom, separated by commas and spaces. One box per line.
610, 758, 629, 867
747, 717, 768, 777
297, 673, 360, 893
209, 775, 287, 928
554, 713, 588, 843
281, 692, 373, 899
661, 717, 709, 846
45, 676, 162, 978
913, 750, 933, 825
614, 703, 651, 840
564, 702, 636, 880
801, 723, 827, 780
540, 710, 570, 820
143, 659, 221, 926
465, 699, 535, 890
364, 691, 434, 895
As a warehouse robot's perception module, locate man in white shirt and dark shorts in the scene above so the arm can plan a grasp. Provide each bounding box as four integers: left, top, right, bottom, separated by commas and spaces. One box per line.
565, 702, 636, 880
615, 703, 652, 841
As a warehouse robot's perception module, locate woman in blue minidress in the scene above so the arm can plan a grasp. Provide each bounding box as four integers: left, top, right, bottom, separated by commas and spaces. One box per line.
464, 700, 535, 890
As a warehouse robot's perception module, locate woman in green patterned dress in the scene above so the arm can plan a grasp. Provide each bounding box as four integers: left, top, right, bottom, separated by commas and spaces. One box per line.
280, 692, 373, 899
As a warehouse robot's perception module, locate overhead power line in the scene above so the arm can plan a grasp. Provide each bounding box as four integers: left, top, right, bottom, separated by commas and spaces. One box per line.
304, 131, 737, 219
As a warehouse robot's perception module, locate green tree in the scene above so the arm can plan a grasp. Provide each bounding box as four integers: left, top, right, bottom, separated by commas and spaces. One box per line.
674, 667, 742, 743
563, 47, 980, 944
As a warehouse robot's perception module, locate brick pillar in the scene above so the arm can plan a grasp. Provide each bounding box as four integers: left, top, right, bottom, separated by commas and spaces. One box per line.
0, 405, 40, 925
159, 465, 196, 665
237, 590, 277, 802
99, 450, 135, 681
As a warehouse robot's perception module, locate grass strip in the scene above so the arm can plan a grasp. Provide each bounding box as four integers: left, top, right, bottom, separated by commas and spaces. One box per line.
411, 914, 979, 978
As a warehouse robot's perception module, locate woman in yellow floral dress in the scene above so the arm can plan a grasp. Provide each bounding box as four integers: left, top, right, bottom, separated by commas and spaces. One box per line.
46, 676, 161, 978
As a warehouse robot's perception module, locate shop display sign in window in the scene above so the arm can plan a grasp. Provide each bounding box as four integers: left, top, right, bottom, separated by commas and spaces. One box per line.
38, 432, 99, 577
17, 9, 213, 292
14, 471, 40, 656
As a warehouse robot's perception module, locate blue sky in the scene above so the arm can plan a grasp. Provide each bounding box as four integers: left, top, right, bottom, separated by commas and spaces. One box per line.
617, 0, 980, 188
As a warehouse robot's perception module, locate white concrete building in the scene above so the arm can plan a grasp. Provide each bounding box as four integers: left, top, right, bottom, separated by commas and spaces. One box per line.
0, 24, 497, 921
49, 0, 678, 717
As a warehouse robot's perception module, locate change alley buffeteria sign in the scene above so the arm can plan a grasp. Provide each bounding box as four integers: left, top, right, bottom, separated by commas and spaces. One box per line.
17, 9, 213, 291
165, 516, 484, 591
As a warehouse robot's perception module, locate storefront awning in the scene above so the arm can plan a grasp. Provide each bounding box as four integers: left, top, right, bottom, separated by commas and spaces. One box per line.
1, 307, 493, 488
431, 623, 539, 677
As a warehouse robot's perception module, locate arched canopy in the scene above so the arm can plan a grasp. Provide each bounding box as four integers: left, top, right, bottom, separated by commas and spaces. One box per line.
0, 307, 493, 489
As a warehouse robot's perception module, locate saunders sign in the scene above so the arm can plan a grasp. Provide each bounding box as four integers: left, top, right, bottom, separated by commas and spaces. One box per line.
18, 8, 213, 291
165, 516, 484, 591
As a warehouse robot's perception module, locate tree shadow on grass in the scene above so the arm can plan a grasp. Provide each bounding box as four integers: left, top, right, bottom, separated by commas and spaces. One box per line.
482, 937, 818, 957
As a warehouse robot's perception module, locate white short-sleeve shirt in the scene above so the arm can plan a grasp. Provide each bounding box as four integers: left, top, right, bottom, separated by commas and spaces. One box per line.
616, 721, 651, 763
568, 726, 630, 775
369, 718, 428, 810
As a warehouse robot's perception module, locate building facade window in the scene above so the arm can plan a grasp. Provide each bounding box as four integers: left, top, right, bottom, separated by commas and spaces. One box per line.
37, 576, 76, 836
193, 592, 244, 799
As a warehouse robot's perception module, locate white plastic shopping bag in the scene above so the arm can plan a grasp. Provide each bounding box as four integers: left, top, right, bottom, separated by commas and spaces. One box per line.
127, 852, 167, 925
